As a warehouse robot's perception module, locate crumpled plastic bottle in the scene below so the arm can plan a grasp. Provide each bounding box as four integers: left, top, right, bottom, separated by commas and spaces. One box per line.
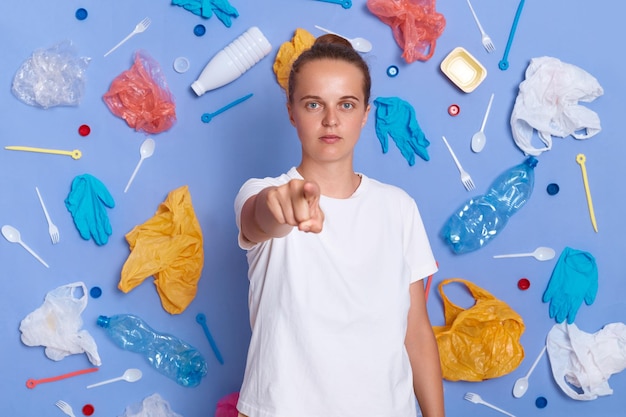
442, 156, 538, 254
97, 314, 207, 387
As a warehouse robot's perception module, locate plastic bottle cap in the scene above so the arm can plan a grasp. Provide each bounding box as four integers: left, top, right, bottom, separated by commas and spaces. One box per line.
386, 65, 399, 77
75, 8, 88, 20
90, 286, 102, 298
535, 396, 548, 408
194, 24, 206, 37
174, 57, 190, 74
517, 278, 530, 290
547, 183, 560, 195
82, 404, 95, 416
78, 124, 91, 136
448, 104, 460, 116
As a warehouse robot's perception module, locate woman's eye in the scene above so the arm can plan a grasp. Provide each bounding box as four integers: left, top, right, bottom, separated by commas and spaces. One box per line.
306, 102, 320, 109
341, 102, 354, 110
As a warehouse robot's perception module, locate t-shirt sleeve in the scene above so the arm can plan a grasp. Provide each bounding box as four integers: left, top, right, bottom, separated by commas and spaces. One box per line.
405, 199, 438, 283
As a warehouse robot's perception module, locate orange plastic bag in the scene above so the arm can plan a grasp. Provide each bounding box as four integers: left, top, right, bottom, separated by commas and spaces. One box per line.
433, 278, 525, 381
367, 0, 446, 63
119, 186, 203, 314
103, 51, 176, 134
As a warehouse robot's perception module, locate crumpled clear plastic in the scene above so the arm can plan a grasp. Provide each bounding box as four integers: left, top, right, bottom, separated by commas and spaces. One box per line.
103, 51, 176, 134
510, 56, 604, 156
12, 40, 90, 109
367, 0, 446, 63
19, 282, 101, 366
120, 393, 182, 417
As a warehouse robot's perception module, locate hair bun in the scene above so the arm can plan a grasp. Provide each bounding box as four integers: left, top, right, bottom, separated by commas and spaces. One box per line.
314, 33, 353, 50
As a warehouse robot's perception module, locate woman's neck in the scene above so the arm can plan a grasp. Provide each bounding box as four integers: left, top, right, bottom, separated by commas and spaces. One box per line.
296, 161, 361, 199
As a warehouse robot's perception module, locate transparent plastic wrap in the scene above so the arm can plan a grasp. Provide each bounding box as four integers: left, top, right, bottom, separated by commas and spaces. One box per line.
12, 40, 90, 109
103, 51, 176, 134
121, 393, 182, 417
442, 156, 538, 254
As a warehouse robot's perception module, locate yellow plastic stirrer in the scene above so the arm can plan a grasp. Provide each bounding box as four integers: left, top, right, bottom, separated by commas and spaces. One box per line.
576, 154, 598, 232
5, 145, 82, 160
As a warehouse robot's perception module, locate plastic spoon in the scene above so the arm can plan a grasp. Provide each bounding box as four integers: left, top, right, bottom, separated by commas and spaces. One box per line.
471, 93, 494, 153
201, 93, 253, 123
513, 345, 546, 398
124, 138, 155, 193
86, 368, 142, 389
493, 246, 556, 261
314, 25, 372, 53
1, 225, 49, 268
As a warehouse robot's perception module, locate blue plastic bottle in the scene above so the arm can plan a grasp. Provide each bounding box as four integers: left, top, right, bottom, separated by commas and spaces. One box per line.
97, 314, 207, 387
442, 156, 538, 254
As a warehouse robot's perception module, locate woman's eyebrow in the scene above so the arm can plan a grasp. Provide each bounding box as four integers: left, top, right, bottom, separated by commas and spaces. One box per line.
298, 94, 361, 102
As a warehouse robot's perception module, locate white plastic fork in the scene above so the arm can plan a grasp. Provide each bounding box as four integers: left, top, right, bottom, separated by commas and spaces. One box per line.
466, 0, 495, 52
35, 187, 60, 244
55, 400, 77, 417
441, 136, 475, 191
104, 17, 151, 57
464, 392, 516, 417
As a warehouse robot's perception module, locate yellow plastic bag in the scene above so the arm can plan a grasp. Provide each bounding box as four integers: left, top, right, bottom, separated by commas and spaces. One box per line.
119, 185, 204, 314
272, 28, 316, 91
432, 278, 525, 381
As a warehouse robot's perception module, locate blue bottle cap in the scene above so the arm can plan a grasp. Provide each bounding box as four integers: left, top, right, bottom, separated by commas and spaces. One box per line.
75, 8, 88, 20
96, 315, 110, 327
194, 24, 206, 37
535, 396, 548, 408
386, 65, 399, 77
90, 286, 102, 298
547, 183, 560, 195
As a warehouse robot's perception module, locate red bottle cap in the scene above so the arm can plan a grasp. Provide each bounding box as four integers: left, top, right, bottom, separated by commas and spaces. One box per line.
78, 124, 91, 136
82, 404, 95, 416
518, 278, 530, 290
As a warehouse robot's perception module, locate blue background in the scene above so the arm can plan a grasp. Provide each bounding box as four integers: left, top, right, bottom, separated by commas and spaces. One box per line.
1, 0, 624, 416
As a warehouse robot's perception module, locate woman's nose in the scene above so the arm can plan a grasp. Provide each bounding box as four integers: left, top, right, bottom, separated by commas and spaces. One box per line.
322, 109, 338, 127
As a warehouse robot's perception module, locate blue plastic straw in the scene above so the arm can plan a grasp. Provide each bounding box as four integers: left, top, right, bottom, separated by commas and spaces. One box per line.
499, 0, 525, 70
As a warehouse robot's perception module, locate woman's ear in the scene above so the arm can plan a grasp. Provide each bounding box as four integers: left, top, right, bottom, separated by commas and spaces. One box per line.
361, 104, 371, 128
287, 101, 296, 126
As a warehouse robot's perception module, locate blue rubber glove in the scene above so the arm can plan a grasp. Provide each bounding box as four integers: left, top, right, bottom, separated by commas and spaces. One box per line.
171, 0, 239, 27
373, 96, 430, 166
542, 247, 598, 324
65, 174, 115, 246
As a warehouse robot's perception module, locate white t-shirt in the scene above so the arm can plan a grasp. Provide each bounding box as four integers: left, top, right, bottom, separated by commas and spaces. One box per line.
234, 168, 437, 417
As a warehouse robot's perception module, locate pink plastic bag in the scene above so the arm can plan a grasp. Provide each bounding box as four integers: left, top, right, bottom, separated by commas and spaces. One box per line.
367, 0, 446, 63
215, 392, 239, 417
103, 51, 176, 134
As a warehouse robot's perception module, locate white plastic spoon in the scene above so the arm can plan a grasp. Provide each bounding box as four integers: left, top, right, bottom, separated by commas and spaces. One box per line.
86, 368, 142, 389
493, 246, 556, 261
471, 93, 494, 153
1, 225, 49, 268
314, 25, 372, 53
124, 138, 155, 193
513, 345, 546, 398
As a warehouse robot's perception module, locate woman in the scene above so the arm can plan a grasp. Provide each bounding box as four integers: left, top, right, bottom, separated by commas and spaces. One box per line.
234, 34, 445, 417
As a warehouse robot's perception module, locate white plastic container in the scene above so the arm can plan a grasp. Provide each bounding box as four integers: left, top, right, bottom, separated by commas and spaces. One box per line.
191, 26, 272, 96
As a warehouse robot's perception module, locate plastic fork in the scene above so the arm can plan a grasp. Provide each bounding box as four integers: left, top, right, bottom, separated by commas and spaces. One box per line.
441, 136, 475, 191
104, 17, 151, 57
466, 0, 495, 53
35, 187, 60, 244
464, 392, 516, 417
55, 400, 77, 417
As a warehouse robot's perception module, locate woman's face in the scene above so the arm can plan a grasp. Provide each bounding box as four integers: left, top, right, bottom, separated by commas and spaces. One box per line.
287, 58, 370, 166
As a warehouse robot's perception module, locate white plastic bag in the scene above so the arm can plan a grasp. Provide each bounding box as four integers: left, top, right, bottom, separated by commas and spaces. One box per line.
19, 282, 101, 366
120, 393, 182, 417
510, 56, 603, 156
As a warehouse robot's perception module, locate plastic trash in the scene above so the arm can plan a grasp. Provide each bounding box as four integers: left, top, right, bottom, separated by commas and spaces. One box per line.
11, 40, 90, 109
191, 26, 271, 96
121, 393, 182, 417
97, 314, 207, 387
442, 156, 538, 254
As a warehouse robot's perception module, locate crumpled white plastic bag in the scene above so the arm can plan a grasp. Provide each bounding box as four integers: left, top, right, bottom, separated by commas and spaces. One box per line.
547, 322, 626, 400
510, 56, 603, 156
120, 393, 182, 417
19, 282, 101, 366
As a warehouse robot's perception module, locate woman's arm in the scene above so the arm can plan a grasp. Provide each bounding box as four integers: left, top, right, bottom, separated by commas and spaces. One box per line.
405, 280, 445, 417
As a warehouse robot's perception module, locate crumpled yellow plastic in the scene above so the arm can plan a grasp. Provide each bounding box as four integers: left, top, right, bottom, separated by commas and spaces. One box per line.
272, 28, 316, 91
432, 278, 525, 381
119, 186, 204, 314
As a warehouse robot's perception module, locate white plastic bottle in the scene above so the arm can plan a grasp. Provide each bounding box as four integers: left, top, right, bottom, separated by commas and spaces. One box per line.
191, 26, 272, 96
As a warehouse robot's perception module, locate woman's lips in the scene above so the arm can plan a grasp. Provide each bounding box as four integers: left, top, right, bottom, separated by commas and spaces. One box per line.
320, 135, 340, 143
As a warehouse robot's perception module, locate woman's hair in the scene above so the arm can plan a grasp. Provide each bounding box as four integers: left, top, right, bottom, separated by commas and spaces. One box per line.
287, 34, 371, 105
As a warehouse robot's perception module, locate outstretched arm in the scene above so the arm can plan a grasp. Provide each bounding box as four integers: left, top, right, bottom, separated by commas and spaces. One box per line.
240, 179, 324, 244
